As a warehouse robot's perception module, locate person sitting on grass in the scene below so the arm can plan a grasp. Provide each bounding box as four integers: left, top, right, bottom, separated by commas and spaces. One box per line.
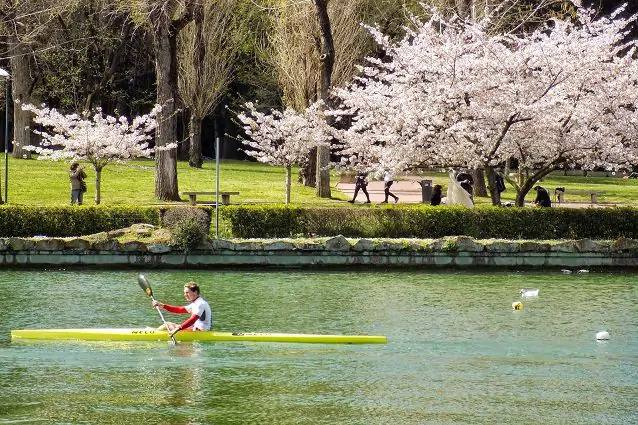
152, 282, 212, 338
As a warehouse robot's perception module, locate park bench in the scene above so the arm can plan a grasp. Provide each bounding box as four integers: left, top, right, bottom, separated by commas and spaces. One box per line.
554, 188, 605, 204
181, 191, 239, 206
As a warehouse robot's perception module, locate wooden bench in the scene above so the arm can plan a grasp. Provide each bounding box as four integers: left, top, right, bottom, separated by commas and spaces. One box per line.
554, 188, 605, 204
181, 191, 239, 206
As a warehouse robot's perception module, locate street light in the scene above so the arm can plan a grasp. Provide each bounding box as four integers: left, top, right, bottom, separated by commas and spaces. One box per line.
0, 67, 9, 204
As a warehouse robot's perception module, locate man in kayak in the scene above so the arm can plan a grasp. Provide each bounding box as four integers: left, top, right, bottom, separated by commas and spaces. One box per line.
152, 282, 212, 337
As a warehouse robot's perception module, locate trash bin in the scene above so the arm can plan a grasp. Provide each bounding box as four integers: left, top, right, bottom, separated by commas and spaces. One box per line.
419, 179, 433, 203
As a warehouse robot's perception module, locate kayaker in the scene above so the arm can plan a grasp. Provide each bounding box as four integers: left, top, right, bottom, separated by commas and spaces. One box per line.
152, 282, 212, 337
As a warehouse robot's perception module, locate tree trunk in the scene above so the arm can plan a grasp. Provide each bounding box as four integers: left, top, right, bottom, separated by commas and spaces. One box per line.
300, 148, 317, 186
485, 166, 502, 206
9, 40, 33, 159
189, 114, 203, 168
316, 145, 330, 197
313, 0, 333, 199
95, 166, 102, 205
472, 168, 488, 197
285, 165, 291, 204
187, 5, 205, 168
152, 22, 180, 201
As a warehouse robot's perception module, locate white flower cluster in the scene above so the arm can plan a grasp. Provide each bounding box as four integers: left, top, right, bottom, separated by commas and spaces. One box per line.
236, 101, 332, 168
236, 6, 638, 182
22, 104, 162, 168
332, 6, 638, 174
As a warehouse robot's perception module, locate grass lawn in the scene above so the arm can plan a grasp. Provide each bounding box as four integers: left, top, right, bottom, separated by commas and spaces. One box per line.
2, 157, 637, 206
3, 157, 348, 206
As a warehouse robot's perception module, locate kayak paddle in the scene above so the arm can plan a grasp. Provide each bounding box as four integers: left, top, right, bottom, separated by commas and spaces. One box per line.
138, 274, 177, 345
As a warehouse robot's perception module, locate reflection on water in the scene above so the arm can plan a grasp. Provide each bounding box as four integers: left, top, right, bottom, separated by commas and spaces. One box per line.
0, 269, 636, 424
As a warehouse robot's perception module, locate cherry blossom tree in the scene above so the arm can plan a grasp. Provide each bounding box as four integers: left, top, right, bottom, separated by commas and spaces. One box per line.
331, 6, 638, 206
22, 104, 160, 204
236, 101, 330, 204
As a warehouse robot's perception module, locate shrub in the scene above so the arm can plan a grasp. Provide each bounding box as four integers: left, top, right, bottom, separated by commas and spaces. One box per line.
160, 207, 211, 234
171, 219, 206, 252
222, 205, 304, 238
160, 207, 212, 252
0, 205, 160, 237
220, 205, 638, 239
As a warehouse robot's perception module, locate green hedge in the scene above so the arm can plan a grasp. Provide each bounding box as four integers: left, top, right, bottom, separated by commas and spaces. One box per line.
1, 204, 637, 239
221, 205, 638, 239
0, 206, 161, 237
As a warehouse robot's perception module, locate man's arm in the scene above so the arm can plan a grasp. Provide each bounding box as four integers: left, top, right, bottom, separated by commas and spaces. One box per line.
152, 301, 188, 314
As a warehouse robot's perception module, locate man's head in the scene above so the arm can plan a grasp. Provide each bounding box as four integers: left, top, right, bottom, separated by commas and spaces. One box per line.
183, 282, 200, 302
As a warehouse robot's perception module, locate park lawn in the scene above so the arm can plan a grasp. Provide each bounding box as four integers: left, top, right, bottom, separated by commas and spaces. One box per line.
3, 157, 637, 206
4, 157, 349, 206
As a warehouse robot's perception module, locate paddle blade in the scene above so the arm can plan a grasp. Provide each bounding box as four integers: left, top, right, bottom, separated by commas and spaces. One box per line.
138, 274, 153, 298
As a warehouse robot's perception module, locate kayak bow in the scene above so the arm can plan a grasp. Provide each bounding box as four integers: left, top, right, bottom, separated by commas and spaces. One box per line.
11, 328, 387, 345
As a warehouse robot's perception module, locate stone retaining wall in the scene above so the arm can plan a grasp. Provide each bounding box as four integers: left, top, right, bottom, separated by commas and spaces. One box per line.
1, 235, 637, 268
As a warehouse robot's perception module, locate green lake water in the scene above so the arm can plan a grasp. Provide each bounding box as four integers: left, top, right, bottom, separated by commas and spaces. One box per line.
0, 269, 636, 424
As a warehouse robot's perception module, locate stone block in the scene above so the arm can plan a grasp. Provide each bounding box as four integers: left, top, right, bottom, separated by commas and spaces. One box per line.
574, 239, 609, 253
352, 239, 375, 252
120, 241, 148, 252
611, 237, 638, 252
34, 238, 66, 251
8, 238, 35, 251
374, 240, 407, 251
550, 241, 577, 253
210, 239, 235, 250
92, 239, 122, 251
433, 255, 453, 265
161, 254, 186, 265
64, 238, 92, 250
147, 243, 172, 254
325, 235, 351, 251
107, 229, 128, 238
130, 223, 156, 237
263, 241, 296, 251
519, 241, 551, 252
453, 256, 475, 266
484, 240, 520, 253
80, 254, 130, 265
29, 253, 80, 264
521, 255, 547, 266
233, 241, 266, 251
453, 236, 485, 252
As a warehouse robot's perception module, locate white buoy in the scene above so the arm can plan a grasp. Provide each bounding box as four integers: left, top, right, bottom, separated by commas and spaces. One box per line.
520, 288, 539, 298
577, 269, 590, 274
561, 269, 572, 274
595, 331, 610, 340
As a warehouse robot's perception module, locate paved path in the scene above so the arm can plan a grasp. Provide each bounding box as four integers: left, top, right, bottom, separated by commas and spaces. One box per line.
336, 179, 621, 208
336, 179, 426, 204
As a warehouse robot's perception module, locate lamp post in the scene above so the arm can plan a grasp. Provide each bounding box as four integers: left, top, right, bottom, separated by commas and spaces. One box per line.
0, 68, 9, 204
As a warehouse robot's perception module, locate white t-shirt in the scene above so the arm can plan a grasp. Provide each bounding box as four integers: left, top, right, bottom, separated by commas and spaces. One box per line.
384, 171, 394, 182
185, 297, 212, 330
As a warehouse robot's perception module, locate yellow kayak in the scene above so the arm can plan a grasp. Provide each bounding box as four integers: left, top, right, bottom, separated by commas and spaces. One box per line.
11, 328, 388, 344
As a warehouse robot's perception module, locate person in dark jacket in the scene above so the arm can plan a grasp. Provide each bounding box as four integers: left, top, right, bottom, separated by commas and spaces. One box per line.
430, 184, 442, 206
533, 186, 552, 207
348, 171, 371, 203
